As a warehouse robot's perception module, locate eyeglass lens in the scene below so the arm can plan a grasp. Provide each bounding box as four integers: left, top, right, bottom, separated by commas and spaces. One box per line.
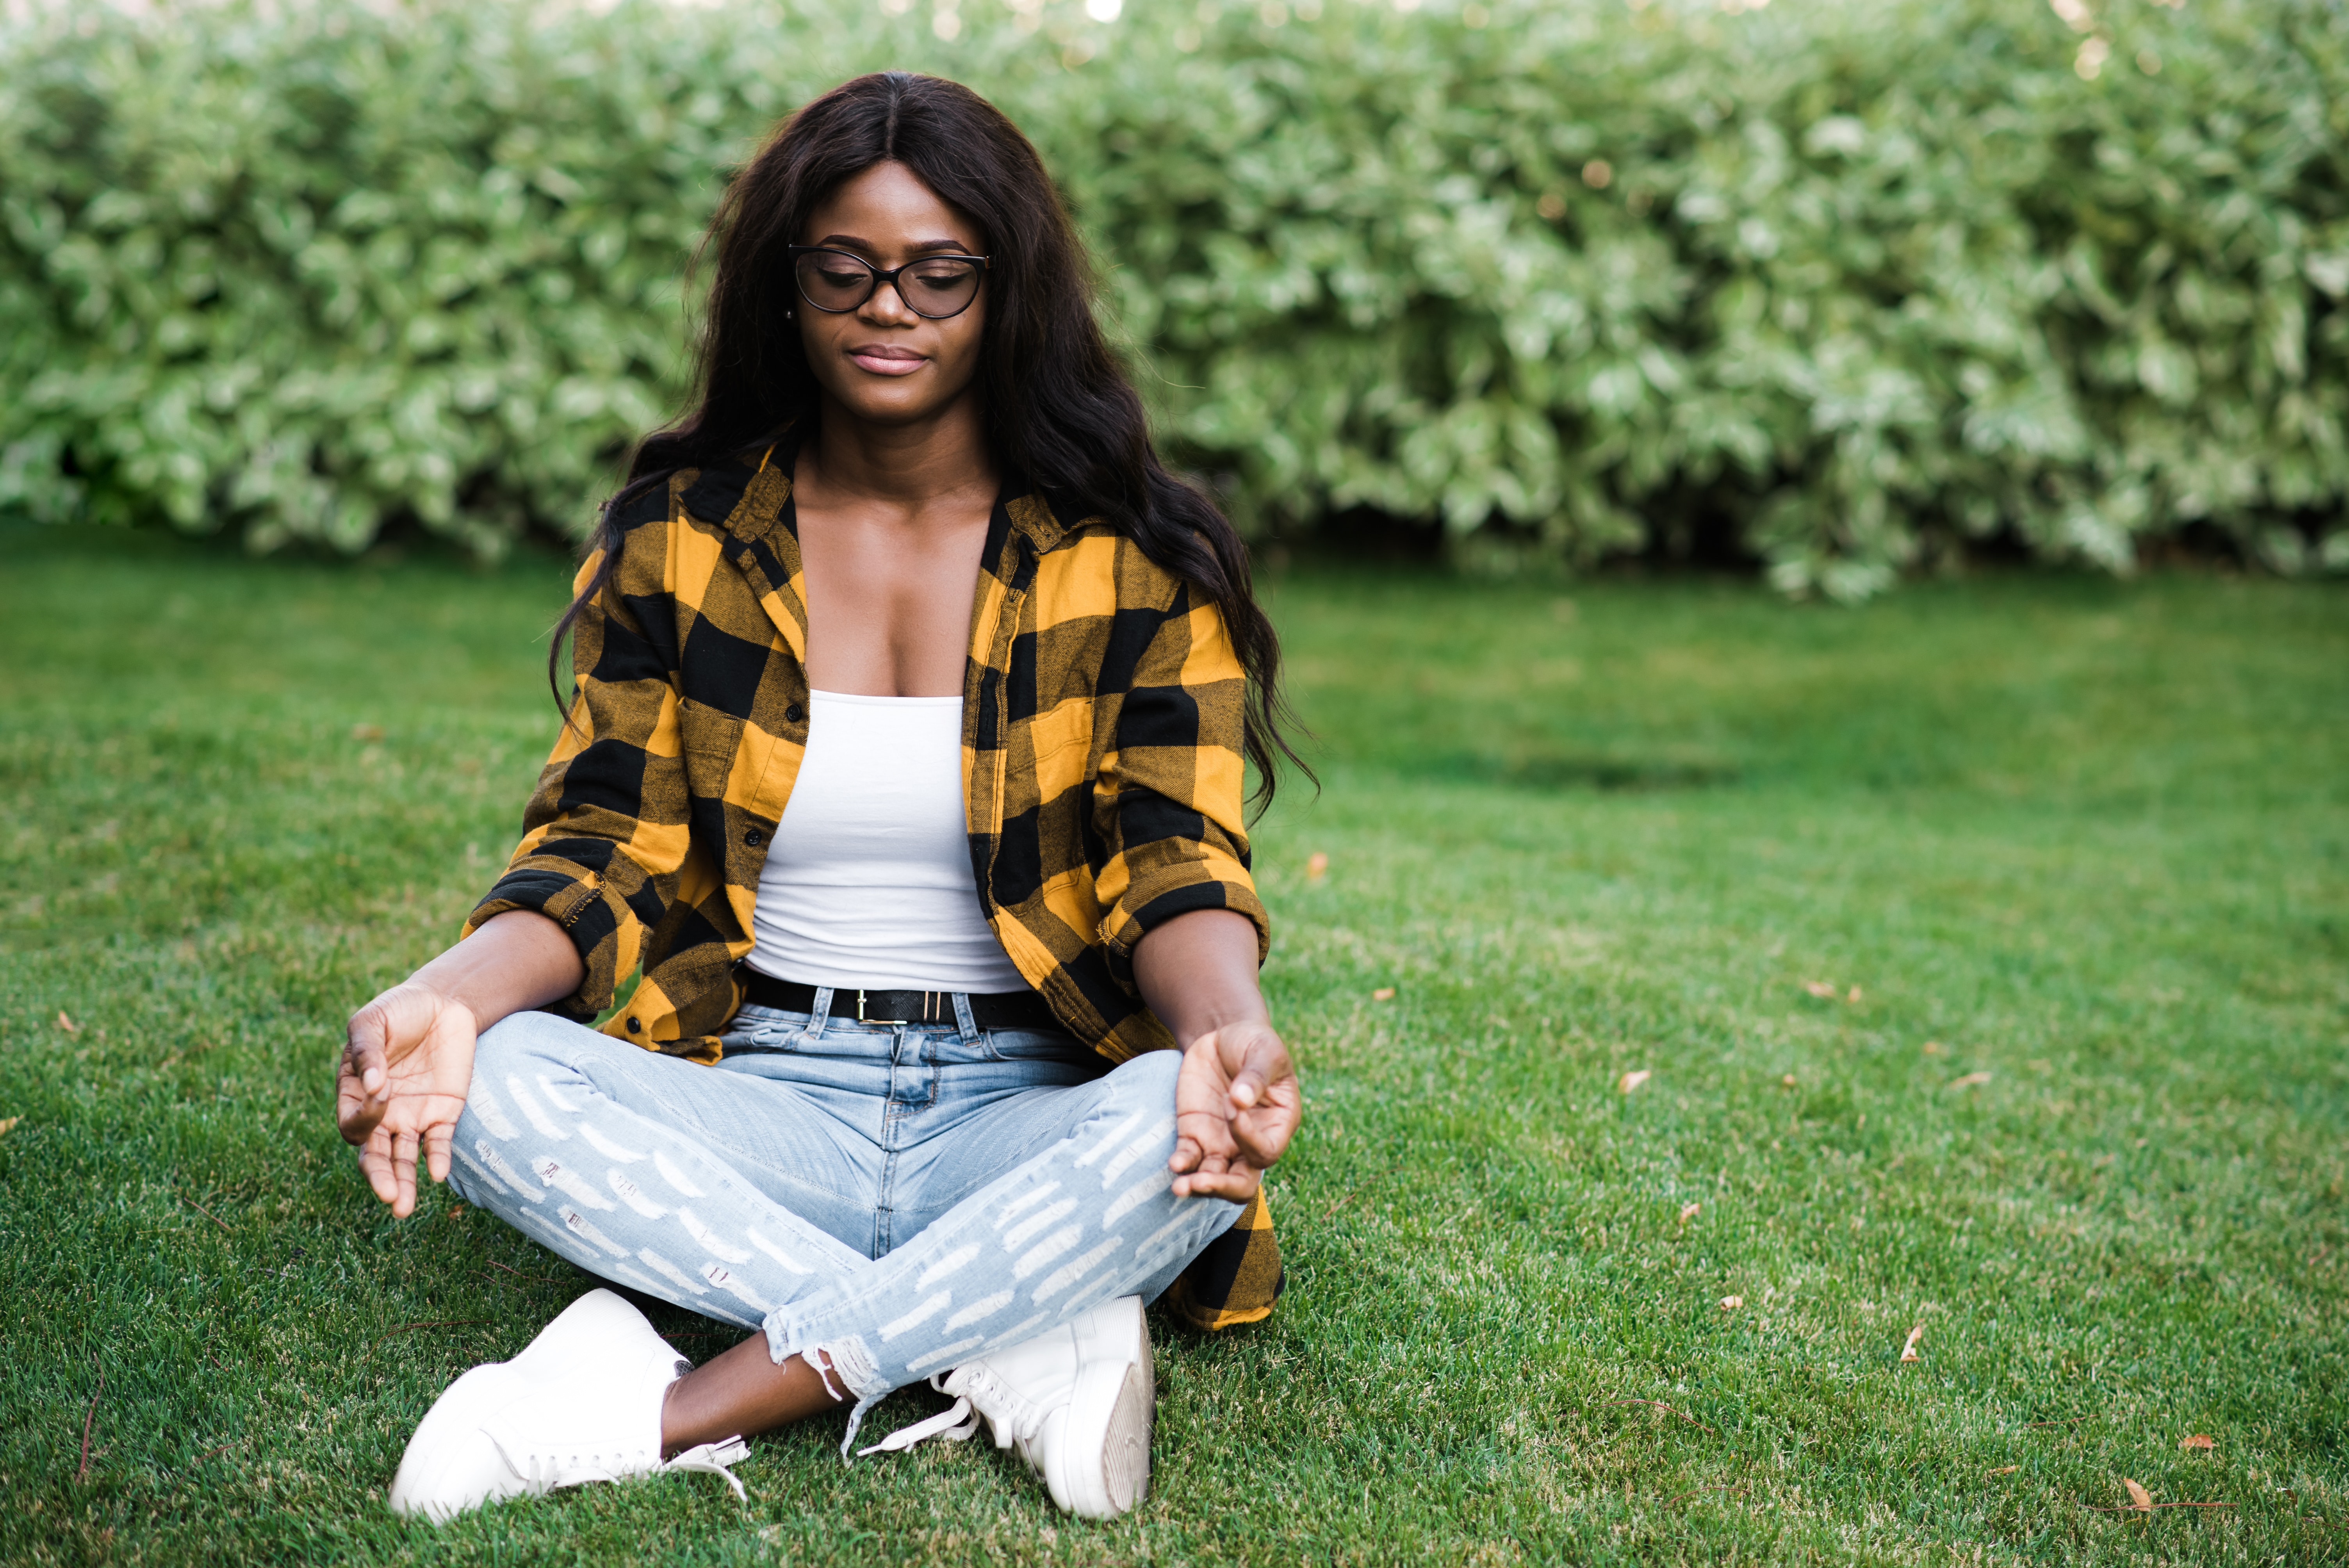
793, 252, 982, 319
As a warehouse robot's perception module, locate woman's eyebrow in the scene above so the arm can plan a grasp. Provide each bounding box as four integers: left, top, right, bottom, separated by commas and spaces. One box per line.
809, 234, 975, 255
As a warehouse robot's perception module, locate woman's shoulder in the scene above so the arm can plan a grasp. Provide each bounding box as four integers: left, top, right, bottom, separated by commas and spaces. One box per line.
609, 447, 777, 538
590, 446, 785, 585
1025, 501, 1191, 615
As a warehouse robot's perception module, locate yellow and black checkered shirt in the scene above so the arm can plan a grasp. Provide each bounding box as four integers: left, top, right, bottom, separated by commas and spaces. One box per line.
464, 442, 1282, 1330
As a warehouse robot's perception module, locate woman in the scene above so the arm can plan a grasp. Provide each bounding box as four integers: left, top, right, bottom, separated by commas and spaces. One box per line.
333, 71, 1304, 1524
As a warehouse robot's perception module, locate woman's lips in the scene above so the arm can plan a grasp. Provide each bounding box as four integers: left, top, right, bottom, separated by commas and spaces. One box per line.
847, 344, 926, 376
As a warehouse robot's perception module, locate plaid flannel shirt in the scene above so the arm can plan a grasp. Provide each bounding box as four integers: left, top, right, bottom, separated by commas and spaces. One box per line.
464, 441, 1282, 1331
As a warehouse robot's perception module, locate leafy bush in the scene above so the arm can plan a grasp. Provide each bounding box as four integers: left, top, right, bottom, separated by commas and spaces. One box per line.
4, 0, 2345, 592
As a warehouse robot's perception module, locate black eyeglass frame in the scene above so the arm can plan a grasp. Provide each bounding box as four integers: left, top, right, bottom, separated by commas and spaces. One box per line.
786, 246, 993, 320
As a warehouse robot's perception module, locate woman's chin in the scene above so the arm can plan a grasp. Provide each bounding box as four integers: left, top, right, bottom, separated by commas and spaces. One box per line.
827, 386, 966, 431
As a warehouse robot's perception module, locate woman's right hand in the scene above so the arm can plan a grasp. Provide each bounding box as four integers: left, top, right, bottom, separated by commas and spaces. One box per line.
337, 983, 479, 1218
333, 909, 586, 1218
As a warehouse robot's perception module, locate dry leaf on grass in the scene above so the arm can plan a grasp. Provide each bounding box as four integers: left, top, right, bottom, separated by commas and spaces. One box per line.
1948, 1071, 1993, 1090
0, 1117, 19, 1138
1847, 985, 1863, 1003
1618, 1069, 1652, 1094
1719, 1295, 1743, 1311
1802, 980, 1839, 999
1987, 1465, 2019, 1476
350, 722, 385, 742
1371, 987, 1395, 1002
1781, 1073, 1798, 1088
2084, 1484, 2234, 1516
1899, 1325, 1925, 1362
1305, 852, 1328, 882
57, 1011, 78, 1033
2181, 1433, 2215, 1450
1921, 1040, 1947, 1055
1679, 1202, 1701, 1222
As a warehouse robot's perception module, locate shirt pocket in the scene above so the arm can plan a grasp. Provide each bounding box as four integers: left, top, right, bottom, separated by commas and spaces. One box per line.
678, 699, 804, 824
1019, 696, 1101, 810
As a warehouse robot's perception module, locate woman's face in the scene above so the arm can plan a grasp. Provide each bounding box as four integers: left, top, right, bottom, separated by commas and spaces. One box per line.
794, 160, 989, 429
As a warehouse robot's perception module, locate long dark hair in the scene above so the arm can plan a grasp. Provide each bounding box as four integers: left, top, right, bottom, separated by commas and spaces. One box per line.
548, 71, 1307, 808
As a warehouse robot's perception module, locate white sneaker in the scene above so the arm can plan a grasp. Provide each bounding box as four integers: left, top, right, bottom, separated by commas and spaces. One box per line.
861, 1295, 1153, 1518
387, 1288, 747, 1522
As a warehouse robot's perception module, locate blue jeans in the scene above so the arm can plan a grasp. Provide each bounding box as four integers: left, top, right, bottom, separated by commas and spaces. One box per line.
442, 1000, 1242, 1449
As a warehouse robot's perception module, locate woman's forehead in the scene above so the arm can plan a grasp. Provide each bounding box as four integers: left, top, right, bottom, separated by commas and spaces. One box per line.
804, 161, 982, 254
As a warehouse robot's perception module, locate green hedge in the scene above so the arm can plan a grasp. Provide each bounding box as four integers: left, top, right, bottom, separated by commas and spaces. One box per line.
4, 0, 2346, 593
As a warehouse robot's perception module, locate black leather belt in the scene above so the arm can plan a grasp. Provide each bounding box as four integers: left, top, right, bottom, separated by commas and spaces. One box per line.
738, 969, 1059, 1032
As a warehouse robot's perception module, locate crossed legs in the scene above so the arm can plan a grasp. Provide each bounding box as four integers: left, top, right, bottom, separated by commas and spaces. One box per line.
442, 1011, 1241, 1450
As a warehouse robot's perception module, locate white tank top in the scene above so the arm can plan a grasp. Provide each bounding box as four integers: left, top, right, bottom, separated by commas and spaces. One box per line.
746, 690, 1029, 994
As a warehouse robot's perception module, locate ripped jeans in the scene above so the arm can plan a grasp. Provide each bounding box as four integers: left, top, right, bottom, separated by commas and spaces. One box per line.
440, 1000, 1241, 1449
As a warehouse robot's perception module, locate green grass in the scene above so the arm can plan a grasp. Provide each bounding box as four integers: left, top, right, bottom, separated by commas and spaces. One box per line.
3, 523, 2345, 1564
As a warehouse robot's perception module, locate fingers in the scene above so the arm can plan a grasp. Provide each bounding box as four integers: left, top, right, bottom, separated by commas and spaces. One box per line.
1230, 1110, 1296, 1170
1229, 1072, 1302, 1167
1219, 1027, 1292, 1115
334, 1073, 374, 1147
1174, 1158, 1262, 1201
337, 1005, 392, 1145
1171, 1025, 1298, 1188
1169, 1106, 1237, 1172
356, 1109, 461, 1215
1171, 1142, 1228, 1198
347, 1001, 391, 1093
390, 1128, 419, 1219
422, 1121, 454, 1187
358, 1125, 398, 1205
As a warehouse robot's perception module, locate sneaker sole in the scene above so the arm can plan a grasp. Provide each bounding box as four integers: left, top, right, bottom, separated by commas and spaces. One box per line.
1059, 1297, 1153, 1518
1100, 1344, 1153, 1513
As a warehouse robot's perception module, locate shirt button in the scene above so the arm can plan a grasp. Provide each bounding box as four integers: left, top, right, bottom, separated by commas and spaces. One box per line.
625, 1017, 642, 1033
743, 827, 764, 847
785, 702, 805, 723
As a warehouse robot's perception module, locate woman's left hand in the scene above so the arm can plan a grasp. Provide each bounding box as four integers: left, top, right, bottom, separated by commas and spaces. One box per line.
1169, 1021, 1301, 1200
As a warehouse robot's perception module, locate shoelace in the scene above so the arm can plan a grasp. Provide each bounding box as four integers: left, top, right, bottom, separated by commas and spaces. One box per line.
858, 1398, 982, 1456
661, 1437, 752, 1502
518, 1436, 751, 1502
858, 1367, 1044, 1458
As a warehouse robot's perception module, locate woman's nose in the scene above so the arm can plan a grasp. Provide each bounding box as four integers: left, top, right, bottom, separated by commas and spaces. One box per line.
859, 277, 920, 324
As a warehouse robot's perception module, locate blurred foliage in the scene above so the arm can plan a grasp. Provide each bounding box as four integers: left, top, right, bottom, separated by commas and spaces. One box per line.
2, 0, 2346, 593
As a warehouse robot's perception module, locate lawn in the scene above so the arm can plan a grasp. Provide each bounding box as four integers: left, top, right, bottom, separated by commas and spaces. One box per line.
2, 522, 2344, 1565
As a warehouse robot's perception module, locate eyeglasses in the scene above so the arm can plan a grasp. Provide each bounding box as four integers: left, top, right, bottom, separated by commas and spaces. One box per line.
787, 246, 991, 320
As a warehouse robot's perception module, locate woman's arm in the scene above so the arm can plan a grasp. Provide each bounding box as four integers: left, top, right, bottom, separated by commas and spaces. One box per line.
334, 910, 585, 1217
337, 517, 703, 1213
1134, 907, 1302, 1201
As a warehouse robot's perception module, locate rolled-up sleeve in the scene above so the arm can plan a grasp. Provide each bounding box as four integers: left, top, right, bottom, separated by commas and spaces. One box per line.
1093, 590, 1270, 985
463, 549, 693, 1020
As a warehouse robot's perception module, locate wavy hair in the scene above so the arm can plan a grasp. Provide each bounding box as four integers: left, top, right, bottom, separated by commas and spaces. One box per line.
549, 71, 1306, 807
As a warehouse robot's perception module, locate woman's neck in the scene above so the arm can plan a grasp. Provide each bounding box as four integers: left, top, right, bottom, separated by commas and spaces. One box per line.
798, 388, 996, 516
790, 387, 1000, 697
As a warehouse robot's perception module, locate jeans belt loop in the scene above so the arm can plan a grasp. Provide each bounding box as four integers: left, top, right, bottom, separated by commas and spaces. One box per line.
951, 990, 978, 1042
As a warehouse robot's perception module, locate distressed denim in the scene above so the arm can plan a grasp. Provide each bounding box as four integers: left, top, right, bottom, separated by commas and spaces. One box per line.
441, 999, 1242, 1449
